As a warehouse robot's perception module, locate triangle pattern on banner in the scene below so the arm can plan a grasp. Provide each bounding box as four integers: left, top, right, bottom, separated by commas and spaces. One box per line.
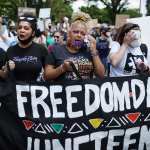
89, 118, 104, 129
107, 117, 121, 128
50, 123, 64, 134
144, 113, 150, 122
68, 123, 83, 134
23, 120, 34, 131
125, 112, 141, 123
35, 123, 47, 134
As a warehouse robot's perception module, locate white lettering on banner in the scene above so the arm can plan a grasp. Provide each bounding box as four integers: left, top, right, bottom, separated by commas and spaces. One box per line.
31, 86, 50, 118
107, 129, 124, 150
100, 82, 114, 113
16, 78, 149, 119
113, 81, 131, 111
146, 77, 150, 107
50, 85, 65, 118
66, 85, 83, 118
138, 125, 150, 149
26, 125, 150, 150
74, 135, 89, 150
131, 79, 145, 109
90, 131, 108, 150
17, 85, 30, 117
123, 126, 140, 150
45, 140, 51, 150
85, 84, 100, 115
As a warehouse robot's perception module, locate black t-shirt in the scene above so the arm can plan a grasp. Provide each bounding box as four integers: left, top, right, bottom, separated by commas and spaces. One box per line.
7, 42, 48, 82
46, 45, 94, 81
96, 38, 110, 58
0, 48, 6, 68
0, 48, 7, 81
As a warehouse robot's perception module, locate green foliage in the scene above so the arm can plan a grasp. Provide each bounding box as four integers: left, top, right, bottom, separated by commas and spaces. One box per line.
80, 4, 141, 25
0, 0, 73, 23
50, 0, 73, 23
0, 0, 24, 21
146, 0, 150, 16
122, 9, 142, 18
80, 6, 110, 24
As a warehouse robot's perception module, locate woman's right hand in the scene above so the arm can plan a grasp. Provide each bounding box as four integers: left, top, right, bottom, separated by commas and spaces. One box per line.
123, 31, 136, 46
61, 60, 73, 72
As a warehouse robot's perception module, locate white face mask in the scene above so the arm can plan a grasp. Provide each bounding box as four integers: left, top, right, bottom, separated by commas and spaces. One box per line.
130, 39, 141, 48
132, 30, 141, 39
129, 30, 141, 48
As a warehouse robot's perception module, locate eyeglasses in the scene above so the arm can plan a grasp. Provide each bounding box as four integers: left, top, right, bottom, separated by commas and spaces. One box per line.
19, 16, 35, 21
72, 30, 86, 36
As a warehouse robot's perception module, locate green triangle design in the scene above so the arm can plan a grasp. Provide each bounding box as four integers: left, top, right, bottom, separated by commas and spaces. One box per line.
50, 123, 64, 134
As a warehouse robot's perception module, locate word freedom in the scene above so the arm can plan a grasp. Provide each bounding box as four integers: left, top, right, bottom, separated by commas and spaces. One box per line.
16, 77, 150, 119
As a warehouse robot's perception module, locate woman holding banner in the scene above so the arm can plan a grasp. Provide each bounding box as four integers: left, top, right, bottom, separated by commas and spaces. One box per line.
109, 23, 150, 77
44, 12, 105, 81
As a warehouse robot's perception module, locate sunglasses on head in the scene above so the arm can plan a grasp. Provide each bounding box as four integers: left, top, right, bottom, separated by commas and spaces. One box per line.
19, 16, 35, 21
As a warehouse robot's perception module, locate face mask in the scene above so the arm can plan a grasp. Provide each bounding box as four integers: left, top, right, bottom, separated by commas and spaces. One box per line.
132, 30, 141, 39
106, 32, 111, 37
72, 40, 84, 49
18, 35, 33, 45
130, 39, 141, 48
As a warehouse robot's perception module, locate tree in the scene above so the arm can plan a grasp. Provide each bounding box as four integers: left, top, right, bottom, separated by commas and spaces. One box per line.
50, 0, 73, 23
99, 0, 129, 24
146, 0, 150, 16
122, 8, 141, 18
81, 5, 141, 25
0, 0, 25, 21
80, 5, 110, 24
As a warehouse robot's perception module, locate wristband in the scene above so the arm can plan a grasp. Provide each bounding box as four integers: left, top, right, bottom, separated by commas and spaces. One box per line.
59, 64, 65, 73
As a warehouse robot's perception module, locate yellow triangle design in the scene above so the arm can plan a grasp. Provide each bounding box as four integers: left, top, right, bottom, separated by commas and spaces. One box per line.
89, 118, 104, 129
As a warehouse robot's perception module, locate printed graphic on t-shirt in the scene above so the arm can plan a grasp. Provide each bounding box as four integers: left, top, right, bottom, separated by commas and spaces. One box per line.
65, 56, 93, 80
124, 53, 144, 74
13, 56, 38, 64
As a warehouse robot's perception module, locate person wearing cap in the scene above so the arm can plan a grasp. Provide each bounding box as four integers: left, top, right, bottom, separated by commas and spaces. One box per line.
109, 23, 150, 77
6, 14, 48, 82
44, 12, 105, 81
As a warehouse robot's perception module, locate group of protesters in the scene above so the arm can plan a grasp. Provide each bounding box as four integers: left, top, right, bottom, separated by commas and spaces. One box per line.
0, 10, 150, 150
0, 11, 150, 83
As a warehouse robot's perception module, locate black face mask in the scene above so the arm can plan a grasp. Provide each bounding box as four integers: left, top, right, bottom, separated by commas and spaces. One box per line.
18, 35, 33, 45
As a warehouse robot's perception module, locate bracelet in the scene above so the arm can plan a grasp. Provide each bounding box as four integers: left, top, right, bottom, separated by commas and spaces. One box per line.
59, 64, 65, 73
91, 51, 99, 57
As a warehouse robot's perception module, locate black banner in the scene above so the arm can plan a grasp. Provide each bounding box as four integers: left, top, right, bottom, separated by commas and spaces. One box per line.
1, 75, 150, 150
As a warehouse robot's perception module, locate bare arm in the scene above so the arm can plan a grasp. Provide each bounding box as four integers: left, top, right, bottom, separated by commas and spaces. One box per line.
44, 61, 71, 81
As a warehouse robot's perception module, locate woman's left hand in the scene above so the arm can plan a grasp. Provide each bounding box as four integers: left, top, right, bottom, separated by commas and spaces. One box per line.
136, 61, 149, 73
87, 35, 97, 52
8, 60, 15, 70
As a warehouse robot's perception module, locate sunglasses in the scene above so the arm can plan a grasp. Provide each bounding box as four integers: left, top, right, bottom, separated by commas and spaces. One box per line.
19, 16, 35, 21
54, 36, 60, 38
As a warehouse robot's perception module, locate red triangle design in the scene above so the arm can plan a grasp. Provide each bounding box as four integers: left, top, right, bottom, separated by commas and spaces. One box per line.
23, 120, 34, 131
126, 112, 141, 123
